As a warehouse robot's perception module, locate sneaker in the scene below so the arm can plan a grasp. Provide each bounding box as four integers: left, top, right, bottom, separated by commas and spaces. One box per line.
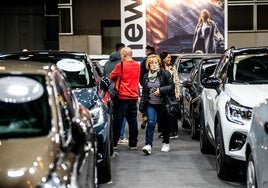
158, 133, 163, 138
113, 146, 118, 150
141, 117, 147, 129
170, 132, 178, 139
128, 146, 137, 150
142, 145, 152, 155
161, 143, 170, 152
118, 138, 129, 145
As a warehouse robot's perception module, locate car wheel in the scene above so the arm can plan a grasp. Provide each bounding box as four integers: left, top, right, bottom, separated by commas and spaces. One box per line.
98, 141, 112, 184
97, 121, 112, 184
190, 109, 199, 140
181, 102, 190, 129
247, 153, 257, 188
215, 121, 232, 180
199, 108, 214, 154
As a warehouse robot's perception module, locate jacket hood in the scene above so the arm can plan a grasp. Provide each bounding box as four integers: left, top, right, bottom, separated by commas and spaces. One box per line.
0, 136, 59, 188
109, 52, 121, 63
225, 84, 268, 107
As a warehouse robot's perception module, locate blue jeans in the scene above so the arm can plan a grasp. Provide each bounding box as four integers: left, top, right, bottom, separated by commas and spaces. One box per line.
120, 118, 127, 139
113, 100, 138, 147
145, 104, 162, 147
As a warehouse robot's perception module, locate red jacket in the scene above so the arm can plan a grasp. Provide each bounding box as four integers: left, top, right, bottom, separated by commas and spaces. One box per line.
110, 59, 140, 100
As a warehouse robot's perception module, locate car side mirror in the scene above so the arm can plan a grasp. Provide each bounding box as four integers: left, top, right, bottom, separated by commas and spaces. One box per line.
183, 80, 192, 88
264, 122, 268, 134
202, 77, 220, 89
202, 76, 221, 94
100, 76, 110, 92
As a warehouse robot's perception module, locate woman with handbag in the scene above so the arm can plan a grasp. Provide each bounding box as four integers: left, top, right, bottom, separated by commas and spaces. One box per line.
139, 54, 175, 155
159, 51, 181, 139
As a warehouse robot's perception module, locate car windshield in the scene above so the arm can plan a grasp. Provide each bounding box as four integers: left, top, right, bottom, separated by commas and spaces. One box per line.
56, 58, 91, 88
0, 75, 51, 138
230, 54, 268, 84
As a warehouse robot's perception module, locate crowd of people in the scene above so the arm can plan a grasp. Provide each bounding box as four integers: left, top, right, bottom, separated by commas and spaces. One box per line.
105, 43, 181, 155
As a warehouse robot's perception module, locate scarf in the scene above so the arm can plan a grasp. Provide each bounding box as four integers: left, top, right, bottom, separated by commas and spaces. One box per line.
148, 70, 158, 82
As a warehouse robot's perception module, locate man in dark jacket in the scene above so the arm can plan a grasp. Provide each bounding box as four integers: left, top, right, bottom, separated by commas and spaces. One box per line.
103, 42, 125, 77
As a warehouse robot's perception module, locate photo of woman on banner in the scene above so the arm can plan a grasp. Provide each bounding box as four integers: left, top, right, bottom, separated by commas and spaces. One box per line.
192, 9, 224, 53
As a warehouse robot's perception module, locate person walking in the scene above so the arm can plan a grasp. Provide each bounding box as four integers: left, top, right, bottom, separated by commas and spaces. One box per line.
159, 51, 180, 139
192, 9, 224, 53
139, 45, 155, 129
104, 43, 129, 145
139, 54, 175, 155
110, 47, 140, 150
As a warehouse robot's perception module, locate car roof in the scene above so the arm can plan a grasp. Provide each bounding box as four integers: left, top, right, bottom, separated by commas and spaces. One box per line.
176, 53, 222, 59
0, 50, 88, 61
0, 59, 55, 75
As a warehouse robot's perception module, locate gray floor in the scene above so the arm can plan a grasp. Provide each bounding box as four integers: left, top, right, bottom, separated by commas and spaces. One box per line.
100, 112, 246, 188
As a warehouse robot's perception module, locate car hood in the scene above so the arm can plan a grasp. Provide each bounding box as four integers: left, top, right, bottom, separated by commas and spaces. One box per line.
0, 136, 59, 188
73, 87, 98, 110
225, 84, 268, 107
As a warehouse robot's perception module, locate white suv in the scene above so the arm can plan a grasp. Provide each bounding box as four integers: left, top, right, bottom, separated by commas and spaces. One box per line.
199, 46, 268, 180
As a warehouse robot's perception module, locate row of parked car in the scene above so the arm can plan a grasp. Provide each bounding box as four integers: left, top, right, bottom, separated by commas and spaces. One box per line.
175, 46, 268, 188
0, 51, 113, 188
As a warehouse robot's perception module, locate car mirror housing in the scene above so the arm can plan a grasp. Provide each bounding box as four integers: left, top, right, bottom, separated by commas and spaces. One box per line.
202, 76, 220, 89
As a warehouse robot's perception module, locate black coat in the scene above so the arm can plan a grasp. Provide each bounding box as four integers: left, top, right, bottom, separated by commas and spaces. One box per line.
139, 69, 175, 113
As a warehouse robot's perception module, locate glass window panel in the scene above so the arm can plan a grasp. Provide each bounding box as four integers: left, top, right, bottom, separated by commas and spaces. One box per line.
228, 5, 253, 30
58, 0, 71, 4
59, 8, 71, 33
257, 5, 268, 30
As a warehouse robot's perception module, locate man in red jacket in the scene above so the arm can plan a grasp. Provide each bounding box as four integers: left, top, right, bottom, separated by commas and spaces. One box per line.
110, 47, 140, 149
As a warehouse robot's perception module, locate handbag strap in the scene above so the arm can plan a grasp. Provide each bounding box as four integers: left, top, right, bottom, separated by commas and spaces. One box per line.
117, 62, 123, 91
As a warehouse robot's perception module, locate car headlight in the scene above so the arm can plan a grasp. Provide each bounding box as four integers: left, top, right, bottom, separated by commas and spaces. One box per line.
89, 101, 105, 128
225, 99, 252, 125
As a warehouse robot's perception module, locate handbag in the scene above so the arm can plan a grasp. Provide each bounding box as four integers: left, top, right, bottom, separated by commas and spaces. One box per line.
110, 62, 123, 101
165, 95, 180, 117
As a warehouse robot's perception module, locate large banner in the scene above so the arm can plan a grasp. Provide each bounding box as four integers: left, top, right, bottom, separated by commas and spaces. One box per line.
121, 0, 226, 58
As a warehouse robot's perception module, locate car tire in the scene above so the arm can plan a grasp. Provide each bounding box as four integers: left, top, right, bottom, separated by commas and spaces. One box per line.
215, 120, 232, 180
247, 153, 257, 188
98, 142, 112, 184
190, 109, 199, 140
199, 108, 214, 154
97, 123, 112, 184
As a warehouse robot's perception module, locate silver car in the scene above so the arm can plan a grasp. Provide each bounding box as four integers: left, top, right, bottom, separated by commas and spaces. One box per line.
246, 99, 268, 188
0, 60, 97, 188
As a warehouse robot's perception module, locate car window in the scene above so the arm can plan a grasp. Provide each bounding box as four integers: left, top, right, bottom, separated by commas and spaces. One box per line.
0, 75, 51, 138
178, 59, 195, 73
231, 54, 268, 84
201, 59, 220, 81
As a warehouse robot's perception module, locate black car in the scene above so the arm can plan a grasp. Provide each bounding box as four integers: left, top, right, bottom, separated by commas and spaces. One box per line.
0, 51, 112, 183
0, 60, 97, 188
180, 55, 222, 139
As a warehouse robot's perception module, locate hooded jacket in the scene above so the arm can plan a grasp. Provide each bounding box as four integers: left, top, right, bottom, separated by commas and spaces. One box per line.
103, 51, 121, 77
